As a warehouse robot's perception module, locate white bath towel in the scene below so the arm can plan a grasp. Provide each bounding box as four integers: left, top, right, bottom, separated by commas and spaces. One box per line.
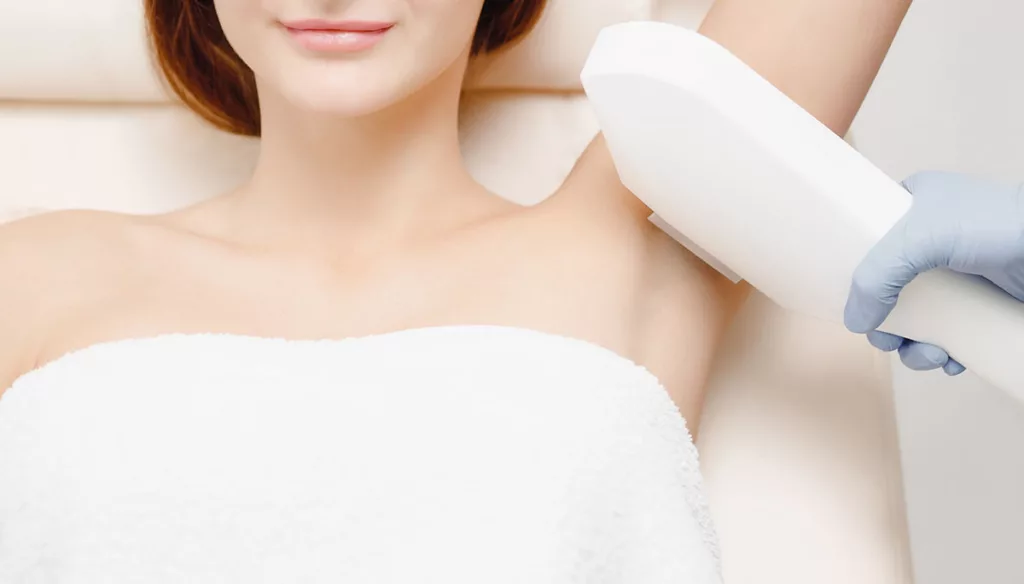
0, 325, 721, 583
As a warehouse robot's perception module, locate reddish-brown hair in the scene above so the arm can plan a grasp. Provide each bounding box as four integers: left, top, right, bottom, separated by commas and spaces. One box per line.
144, 0, 547, 137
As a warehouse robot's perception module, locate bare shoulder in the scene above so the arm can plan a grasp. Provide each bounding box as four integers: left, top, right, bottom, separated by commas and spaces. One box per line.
0, 208, 144, 280
0, 209, 147, 391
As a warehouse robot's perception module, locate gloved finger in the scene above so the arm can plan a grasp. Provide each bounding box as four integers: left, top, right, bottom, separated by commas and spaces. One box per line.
943, 357, 967, 376
866, 330, 904, 352
984, 267, 1024, 303
900, 170, 959, 194
901, 169, 1009, 198
845, 240, 920, 334
897, 340, 951, 371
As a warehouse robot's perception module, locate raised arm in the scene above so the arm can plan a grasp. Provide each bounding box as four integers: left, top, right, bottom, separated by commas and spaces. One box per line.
697, 0, 911, 136
581, 0, 912, 189
572, 0, 913, 314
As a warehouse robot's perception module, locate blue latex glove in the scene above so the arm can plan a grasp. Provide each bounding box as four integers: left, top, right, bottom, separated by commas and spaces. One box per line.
844, 170, 1024, 375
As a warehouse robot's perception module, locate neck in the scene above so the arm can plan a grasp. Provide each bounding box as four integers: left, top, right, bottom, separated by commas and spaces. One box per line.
231, 50, 494, 252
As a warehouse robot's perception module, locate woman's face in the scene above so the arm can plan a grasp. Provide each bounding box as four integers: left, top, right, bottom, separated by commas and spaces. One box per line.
214, 0, 487, 116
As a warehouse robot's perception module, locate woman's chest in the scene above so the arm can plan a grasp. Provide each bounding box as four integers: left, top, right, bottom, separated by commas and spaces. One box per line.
44, 223, 640, 347
37, 218, 714, 418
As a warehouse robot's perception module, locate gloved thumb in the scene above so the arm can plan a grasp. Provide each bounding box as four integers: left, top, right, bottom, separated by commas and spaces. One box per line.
844, 224, 921, 334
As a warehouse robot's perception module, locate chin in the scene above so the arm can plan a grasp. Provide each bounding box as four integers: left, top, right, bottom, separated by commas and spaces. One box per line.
283, 87, 398, 119
276, 51, 446, 118
272, 68, 413, 119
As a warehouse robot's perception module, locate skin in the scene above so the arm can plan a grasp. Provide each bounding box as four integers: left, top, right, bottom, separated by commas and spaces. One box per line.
0, 0, 912, 435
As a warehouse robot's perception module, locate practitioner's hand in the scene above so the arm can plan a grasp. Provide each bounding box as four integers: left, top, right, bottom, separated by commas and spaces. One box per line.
844, 171, 1024, 375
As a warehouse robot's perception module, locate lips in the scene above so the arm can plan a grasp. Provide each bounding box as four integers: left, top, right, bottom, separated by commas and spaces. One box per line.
282, 20, 394, 33
281, 19, 394, 52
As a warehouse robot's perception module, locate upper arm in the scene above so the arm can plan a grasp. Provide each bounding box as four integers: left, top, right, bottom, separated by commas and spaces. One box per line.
566, 0, 913, 313
697, 0, 912, 136
573, 0, 913, 199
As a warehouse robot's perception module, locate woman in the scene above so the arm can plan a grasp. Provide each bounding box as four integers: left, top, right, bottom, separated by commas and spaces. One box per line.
0, 0, 911, 580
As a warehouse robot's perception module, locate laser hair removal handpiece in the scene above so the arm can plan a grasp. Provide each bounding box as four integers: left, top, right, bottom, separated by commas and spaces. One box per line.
581, 21, 1024, 398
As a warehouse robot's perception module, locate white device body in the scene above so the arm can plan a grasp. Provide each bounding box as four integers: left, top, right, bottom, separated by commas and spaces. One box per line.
581, 21, 1024, 396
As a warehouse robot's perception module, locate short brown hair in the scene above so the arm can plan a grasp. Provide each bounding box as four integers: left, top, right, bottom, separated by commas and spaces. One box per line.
144, 0, 547, 137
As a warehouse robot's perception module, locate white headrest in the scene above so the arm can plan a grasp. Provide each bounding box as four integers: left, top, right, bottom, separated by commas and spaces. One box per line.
0, 0, 712, 102
0, 1, 165, 102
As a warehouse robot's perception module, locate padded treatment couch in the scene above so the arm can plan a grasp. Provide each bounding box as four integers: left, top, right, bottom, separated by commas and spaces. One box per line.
0, 1, 914, 582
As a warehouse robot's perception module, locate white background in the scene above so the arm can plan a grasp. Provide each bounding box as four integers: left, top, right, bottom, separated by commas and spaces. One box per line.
850, 0, 1024, 581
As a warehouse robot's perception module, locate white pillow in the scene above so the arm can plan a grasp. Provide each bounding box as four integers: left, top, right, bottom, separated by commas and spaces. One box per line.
0, 206, 49, 224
